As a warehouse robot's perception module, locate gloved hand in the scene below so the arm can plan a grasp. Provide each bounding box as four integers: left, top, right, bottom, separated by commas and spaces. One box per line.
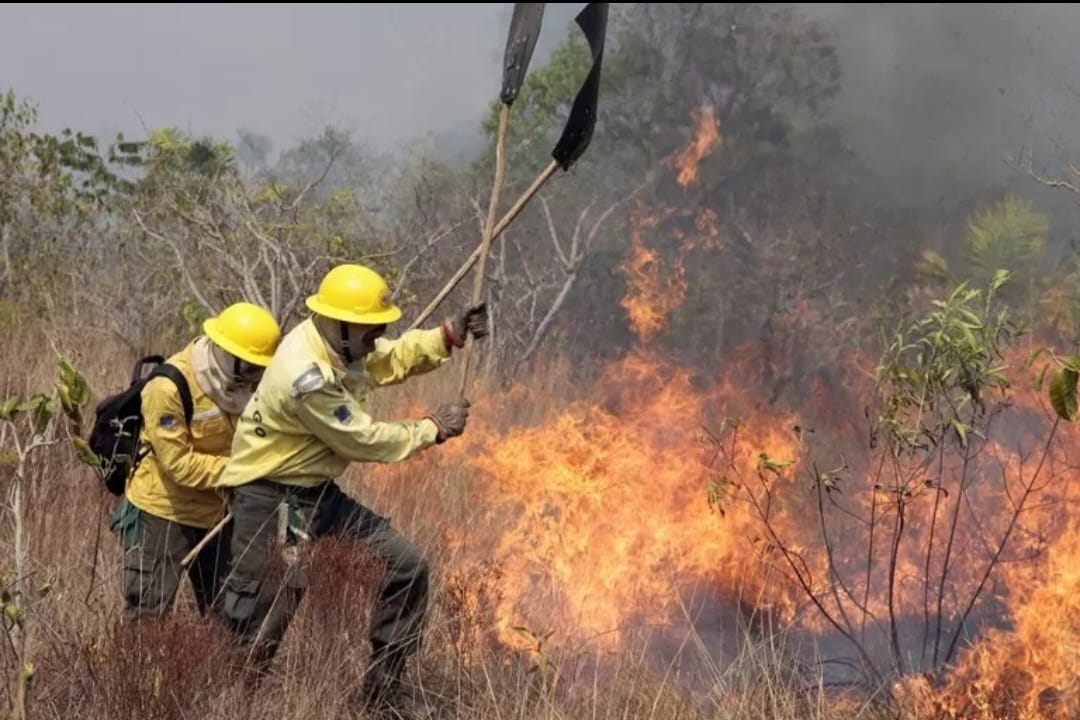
442, 303, 489, 349
427, 400, 470, 443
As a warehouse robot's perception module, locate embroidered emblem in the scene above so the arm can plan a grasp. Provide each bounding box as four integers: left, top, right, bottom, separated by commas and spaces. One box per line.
333, 405, 352, 424
160, 415, 176, 429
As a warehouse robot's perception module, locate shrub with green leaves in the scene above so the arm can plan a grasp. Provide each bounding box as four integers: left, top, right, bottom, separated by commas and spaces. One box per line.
872, 269, 1019, 456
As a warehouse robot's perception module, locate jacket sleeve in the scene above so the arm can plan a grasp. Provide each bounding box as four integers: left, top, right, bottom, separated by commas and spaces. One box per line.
140, 377, 227, 490
364, 327, 452, 387
293, 379, 440, 463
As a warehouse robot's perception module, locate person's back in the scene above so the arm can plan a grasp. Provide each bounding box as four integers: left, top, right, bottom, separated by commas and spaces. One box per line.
123, 341, 232, 529
111, 302, 282, 619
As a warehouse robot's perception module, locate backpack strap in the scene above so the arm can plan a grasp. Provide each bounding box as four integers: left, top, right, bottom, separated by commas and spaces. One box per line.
131, 355, 166, 387
147, 364, 194, 427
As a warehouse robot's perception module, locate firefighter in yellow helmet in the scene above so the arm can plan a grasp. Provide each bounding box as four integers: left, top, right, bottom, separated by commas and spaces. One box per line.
215, 263, 485, 714
111, 302, 282, 620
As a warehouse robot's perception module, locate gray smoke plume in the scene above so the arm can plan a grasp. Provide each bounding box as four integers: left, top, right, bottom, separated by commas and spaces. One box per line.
799, 3, 1080, 214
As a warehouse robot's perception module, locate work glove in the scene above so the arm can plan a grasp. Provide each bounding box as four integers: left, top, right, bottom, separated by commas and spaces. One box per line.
442, 303, 489, 350
427, 400, 470, 443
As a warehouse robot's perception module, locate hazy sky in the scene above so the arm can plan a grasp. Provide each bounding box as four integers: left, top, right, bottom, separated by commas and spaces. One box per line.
0, 3, 582, 153
3, 3, 1080, 204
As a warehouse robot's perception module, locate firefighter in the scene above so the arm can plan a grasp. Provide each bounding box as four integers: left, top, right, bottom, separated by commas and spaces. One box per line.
215, 263, 484, 714
112, 302, 283, 620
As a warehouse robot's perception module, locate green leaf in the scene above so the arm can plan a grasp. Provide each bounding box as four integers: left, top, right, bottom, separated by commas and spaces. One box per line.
706, 474, 731, 516
1049, 367, 1079, 422
56, 357, 90, 425
952, 419, 968, 448
990, 269, 1011, 291
1035, 364, 1049, 392
757, 452, 793, 475
17, 394, 54, 432
0, 396, 20, 421
72, 437, 101, 468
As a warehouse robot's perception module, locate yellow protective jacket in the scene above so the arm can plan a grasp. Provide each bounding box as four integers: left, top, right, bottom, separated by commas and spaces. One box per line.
125, 341, 235, 529
216, 317, 451, 489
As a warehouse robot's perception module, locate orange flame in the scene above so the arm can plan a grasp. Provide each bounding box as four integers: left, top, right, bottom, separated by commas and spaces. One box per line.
444, 351, 803, 650
618, 207, 684, 343
375, 102, 1080, 718
671, 103, 721, 188
618, 107, 725, 342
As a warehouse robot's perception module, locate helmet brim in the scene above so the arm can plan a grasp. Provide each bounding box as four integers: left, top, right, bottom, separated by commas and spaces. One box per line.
305, 296, 403, 326
203, 317, 275, 367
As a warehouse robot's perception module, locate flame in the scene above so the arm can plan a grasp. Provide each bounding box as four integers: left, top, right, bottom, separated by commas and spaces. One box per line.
670, 103, 722, 187
617, 207, 723, 342
618, 207, 684, 342
898, 418, 1080, 720
445, 350, 803, 650
618, 110, 725, 341
372, 102, 1080, 718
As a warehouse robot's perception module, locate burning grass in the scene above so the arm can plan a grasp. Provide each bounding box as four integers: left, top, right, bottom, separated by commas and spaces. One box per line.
0, 309, 1076, 719
0, 106, 1076, 719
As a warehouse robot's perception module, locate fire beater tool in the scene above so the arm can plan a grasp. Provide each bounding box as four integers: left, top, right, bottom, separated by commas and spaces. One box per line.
410, 2, 610, 332
457, 2, 545, 398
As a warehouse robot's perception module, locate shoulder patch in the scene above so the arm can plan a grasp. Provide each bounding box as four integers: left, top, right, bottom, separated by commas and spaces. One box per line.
291, 365, 328, 399
332, 405, 353, 424
159, 415, 176, 429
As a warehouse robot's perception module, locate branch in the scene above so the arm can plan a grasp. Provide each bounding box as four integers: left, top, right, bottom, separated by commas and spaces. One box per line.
539, 195, 569, 268
945, 419, 1060, 664
290, 144, 341, 211
132, 209, 215, 314
568, 196, 597, 263
0, 221, 11, 293
741, 467, 886, 687
1007, 146, 1080, 195
521, 269, 577, 363
520, 184, 643, 365
390, 222, 460, 301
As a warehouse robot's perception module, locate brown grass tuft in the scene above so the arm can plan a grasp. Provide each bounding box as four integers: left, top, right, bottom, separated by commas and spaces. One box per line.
34, 611, 243, 720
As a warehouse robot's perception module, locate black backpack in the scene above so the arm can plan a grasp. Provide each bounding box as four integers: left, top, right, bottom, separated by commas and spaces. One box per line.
88, 355, 194, 496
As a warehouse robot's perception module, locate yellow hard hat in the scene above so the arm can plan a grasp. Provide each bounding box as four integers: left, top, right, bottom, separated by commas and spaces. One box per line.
203, 302, 282, 367
305, 264, 402, 325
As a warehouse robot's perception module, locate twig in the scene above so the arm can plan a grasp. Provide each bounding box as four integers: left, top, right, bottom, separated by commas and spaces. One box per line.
944, 418, 1061, 664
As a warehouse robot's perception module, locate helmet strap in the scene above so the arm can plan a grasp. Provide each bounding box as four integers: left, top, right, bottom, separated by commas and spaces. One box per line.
340, 321, 354, 364
233, 356, 243, 382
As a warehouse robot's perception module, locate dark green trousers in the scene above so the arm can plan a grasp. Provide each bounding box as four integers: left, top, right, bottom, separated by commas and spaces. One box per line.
111, 499, 232, 620
219, 480, 430, 680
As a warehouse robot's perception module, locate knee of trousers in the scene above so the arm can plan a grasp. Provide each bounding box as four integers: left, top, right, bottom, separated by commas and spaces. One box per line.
387, 545, 430, 601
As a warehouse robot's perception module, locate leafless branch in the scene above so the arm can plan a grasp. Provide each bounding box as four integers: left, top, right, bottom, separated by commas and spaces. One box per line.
291, 147, 341, 211
519, 183, 646, 366
391, 222, 462, 301
539, 196, 569, 268
1007, 146, 1080, 195
0, 222, 11, 293
132, 209, 215, 314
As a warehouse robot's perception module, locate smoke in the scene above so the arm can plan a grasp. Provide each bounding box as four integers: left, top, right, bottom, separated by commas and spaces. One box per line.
797, 3, 1080, 212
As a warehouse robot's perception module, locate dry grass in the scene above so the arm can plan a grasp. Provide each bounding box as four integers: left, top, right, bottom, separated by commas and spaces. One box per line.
0, 322, 899, 720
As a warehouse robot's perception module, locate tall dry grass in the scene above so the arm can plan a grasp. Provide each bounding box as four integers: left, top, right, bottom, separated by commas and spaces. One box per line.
0, 319, 895, 720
